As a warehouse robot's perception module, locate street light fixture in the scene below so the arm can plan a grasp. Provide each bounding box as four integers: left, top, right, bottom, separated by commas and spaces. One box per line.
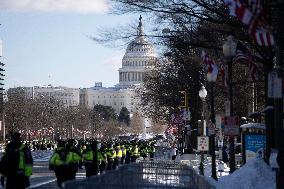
222, 35, 237, 173
199, 85, 207, 101
199, 85, 207, 176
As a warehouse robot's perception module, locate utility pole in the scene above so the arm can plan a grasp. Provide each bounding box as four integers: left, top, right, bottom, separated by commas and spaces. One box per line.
269, 1, 284, 188
0, 39, 5, 142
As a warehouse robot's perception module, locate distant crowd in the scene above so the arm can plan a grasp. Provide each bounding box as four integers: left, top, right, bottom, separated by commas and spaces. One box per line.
0, 132, 158, 188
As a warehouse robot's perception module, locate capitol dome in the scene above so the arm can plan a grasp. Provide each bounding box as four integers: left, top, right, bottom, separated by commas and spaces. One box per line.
117, 16, 157, 89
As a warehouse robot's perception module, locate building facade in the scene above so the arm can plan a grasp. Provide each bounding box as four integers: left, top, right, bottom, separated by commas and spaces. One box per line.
8, 85, 80, 108
8, 17, 156, 115
80, 16, 156, 114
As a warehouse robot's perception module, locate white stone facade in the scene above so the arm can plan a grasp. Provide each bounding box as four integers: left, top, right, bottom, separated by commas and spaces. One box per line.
80, 16, 156, 114
80, 84, 139, 114
7, 17, 156, 114
34, 85, 80, 107
8, 85, 80, 107
117, 16, 156, 89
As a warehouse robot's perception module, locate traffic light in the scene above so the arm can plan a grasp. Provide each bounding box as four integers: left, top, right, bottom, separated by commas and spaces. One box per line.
179, 90, 187, 108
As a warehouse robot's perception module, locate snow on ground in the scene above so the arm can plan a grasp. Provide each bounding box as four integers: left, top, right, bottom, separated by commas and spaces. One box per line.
210, 159, 276, 189
32, 150, 53, 162
160, 144, 275, 189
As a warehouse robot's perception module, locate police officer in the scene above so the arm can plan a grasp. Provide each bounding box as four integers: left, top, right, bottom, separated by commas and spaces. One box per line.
65, 139, 81, 181
106, 144, 116, 170
131, 144, 139, 162
99, 143, 107, 174
121, 144, 126, 165
149, 141, 156, 160
0, 132, 33, 189
49, 140, 68, 188
82, 141, 101, 177
115, 143, 122, 168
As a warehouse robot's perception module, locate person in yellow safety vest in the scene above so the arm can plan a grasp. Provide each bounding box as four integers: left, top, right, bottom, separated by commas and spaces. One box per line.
115, 144, 123, 167
65, 139, 81, 181
125, 144, 131, 164
106, 144, 116, 170
82, 141, 103, 177
82, 144, 93, 177
0, 132, 33, 189
121, 145, 126, 164
131, 144, 139, 163
49, 140, 68, 188
99, 144, 107, 174
149, 142, 156, 160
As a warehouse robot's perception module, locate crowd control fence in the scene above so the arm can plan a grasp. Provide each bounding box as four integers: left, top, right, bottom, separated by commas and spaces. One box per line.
63, 160, 215, 189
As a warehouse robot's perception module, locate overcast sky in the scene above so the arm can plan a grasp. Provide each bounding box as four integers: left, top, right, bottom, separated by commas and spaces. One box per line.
0, 0, 137, 89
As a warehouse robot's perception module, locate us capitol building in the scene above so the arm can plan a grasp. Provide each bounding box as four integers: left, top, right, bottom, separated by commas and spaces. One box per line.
8, 17, 157, 115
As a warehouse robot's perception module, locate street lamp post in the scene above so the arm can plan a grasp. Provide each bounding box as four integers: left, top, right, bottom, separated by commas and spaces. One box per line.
207, 68, 218, 180
222, 35, 237, 173
199, 85, 207, 176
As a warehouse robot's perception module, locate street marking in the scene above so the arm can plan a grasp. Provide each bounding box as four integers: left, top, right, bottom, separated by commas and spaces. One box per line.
28, 179, 57, 188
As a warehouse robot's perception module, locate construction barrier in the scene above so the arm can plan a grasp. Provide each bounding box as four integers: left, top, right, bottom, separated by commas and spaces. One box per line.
63, 160, 215, 189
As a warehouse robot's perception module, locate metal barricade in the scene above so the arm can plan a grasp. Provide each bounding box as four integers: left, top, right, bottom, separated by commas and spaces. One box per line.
63, 160, 215, 189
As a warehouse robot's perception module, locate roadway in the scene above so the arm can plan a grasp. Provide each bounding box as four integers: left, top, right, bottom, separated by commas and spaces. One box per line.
29, 161, 85, 189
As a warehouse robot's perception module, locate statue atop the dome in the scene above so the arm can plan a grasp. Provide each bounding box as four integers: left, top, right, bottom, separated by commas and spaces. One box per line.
139, 15, 142, 27
137, 15, 143, 36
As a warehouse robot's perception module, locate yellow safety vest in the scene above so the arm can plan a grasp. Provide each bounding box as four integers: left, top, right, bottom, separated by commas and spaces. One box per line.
19, 144, 33, 176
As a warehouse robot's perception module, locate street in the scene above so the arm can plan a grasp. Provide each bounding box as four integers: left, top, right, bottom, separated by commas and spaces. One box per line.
29, 161, 85, 189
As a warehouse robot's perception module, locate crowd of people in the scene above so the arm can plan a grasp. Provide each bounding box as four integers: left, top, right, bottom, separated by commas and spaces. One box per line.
49, 138, 156, 188
0, 131, 157, 189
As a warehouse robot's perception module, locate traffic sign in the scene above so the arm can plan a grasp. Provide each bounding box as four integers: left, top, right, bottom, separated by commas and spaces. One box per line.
198, 136, 209, 151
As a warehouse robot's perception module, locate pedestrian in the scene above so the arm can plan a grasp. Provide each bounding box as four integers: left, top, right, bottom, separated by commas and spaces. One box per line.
0, 132, 33, 189
49, 140, 68, 188
170, 145, 178, 160
222, 145, 229, 164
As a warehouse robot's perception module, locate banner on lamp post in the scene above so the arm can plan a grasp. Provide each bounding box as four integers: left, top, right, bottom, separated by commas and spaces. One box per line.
225, 100, 230, 116
268, 71, 282, 98
224, 116, 239, 136
208, 121, 215, 136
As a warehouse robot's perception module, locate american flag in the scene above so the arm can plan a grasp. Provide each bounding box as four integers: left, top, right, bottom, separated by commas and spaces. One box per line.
224, 0, 274, 46
202, 51, 218, 78
233, 42, 259, 82
165, 125, 178, 135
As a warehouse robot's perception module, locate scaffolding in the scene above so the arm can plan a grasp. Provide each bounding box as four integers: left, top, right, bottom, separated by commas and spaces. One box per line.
63, 160, 215, 189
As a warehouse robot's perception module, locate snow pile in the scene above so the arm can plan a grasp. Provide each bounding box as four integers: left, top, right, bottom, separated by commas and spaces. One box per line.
213, 159, 275, 189
32, 150, 53, 162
